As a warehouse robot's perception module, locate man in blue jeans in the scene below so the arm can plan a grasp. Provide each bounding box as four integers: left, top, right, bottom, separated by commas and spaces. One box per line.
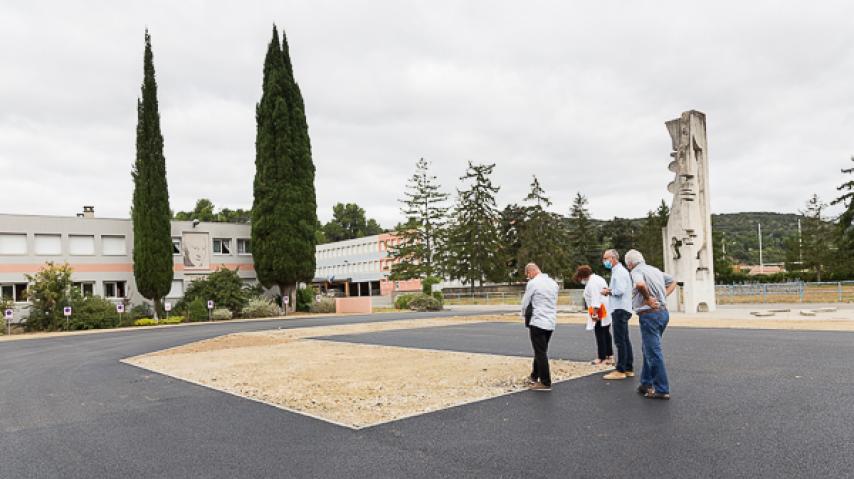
600, 249, 634, 380
624, 249, 677, 400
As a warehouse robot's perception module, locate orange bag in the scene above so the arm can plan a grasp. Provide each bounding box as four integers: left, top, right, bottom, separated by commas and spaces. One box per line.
588, 304, 607, 321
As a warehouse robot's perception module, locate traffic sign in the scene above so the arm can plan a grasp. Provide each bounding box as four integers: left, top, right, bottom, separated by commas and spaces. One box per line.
315, 295, 322, 303
283, 296, 289, 305
63, 306, 72, 317
4, 309, 12, 320
164, 302, 172, 312
207, 300, 214, 310
116, 304, 125, 314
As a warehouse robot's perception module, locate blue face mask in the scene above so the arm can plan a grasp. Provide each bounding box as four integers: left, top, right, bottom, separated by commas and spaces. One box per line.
603, 260, 613, 270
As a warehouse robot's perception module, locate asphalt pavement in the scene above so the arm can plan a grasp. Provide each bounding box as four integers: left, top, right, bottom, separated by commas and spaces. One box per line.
1, 312, 852, 478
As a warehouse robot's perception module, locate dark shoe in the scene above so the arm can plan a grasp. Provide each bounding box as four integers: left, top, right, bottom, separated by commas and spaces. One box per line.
529, 381, 551, 392
644, 391, 671, 400
637, 384, 652, 396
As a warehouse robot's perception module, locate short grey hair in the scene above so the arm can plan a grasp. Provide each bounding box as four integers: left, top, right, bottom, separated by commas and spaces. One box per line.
604, 249, 620, 261
624, 249, 645, 267
525, 262, 540, 274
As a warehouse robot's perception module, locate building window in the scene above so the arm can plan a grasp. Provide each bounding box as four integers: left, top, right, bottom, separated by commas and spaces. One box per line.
237, 238, 251, 254
213, 238, 231, 255
0, 233, 27, 255
102, 235, 127, 256
34, 234, 61, 255
1, 283, 28, 302
69, 235, 95, 256
72, 282, 95, 297
104, 281, 127, 298
167, 280, 184, 298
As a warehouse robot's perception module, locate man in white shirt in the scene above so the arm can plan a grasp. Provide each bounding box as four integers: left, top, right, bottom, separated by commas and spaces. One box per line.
601, 249, 635, 380
520, 262, 559, 391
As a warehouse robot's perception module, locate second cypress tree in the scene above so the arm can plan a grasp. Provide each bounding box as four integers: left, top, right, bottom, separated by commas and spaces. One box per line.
132, 30, 174, 319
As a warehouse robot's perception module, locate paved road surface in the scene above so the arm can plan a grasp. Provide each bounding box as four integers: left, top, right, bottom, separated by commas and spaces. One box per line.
1, 312, 852, 478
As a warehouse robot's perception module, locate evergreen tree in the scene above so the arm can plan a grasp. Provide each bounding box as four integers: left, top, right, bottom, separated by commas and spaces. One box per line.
800, 194, 833, 281
499, 203, 528, 282
132, 30, 173, 320
444, 162, 504, 291
567, 192, 600, 270
602, 217, 635, 253
389, 158, 449, 279
636, 200, 669, 270
322, 202, 383, 242
251, 25, 317, 309
515, 176, 571, 280
831, 156, 854, 276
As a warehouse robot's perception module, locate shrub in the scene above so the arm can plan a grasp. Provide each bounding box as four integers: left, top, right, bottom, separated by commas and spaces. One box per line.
176, 267, 249, 315
160, 316, 185, 325
394, 294, 417, 310
130, 303, 153, 320
69, 295, 121, 330
432, 291, 444, 304
296, 285, 316, 312
24, 262, 74, 331
422, 276, 441, 295
309, 298, 336, 313
186, 297, 210, 322
211, 308, 233, 320
134, 318, 157, 327
241, 297, 280, 318
408, 293, 442, 312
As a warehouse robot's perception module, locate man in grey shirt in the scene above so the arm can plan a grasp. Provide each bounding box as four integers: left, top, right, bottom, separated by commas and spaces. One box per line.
624, 249, 677, 400
520, 263, 559, 391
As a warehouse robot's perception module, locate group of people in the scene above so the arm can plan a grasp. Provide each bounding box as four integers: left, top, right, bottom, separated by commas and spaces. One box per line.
520, 249, 675, 400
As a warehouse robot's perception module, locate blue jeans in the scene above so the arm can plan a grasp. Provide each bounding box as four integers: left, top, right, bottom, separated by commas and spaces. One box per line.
611, 309, 633, 373
638, 309, 670, 394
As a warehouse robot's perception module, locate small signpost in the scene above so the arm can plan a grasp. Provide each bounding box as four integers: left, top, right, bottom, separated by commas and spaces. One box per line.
315, 295, 322, 303
63, 306, 72, 331
116, 303, 124, 326
164, 302, 172, 321
207, 300, 214, 321
4, 309, 13, 336
283, 296, 289, 317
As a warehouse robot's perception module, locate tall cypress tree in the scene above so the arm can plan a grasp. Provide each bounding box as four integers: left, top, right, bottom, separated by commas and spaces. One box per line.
252, 25, 317, 309
132, 30, 173, 320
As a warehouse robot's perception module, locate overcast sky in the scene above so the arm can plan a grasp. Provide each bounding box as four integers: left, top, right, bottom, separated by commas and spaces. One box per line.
1, 1, 852, 226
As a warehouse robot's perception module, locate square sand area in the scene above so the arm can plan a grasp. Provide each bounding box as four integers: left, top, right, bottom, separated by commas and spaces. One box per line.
124, 330, 604, 429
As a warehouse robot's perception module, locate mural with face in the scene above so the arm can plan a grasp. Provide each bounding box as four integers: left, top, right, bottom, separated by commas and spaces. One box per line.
182, 232, 210, 270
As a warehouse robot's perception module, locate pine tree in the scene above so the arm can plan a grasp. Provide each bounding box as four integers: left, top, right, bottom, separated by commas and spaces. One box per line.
515, 176, 571, 280
800, 194, 833, 281
602, 217, 635, 253
132, 30, 173, 320
499, 203, 528, 282
567, 192, 600, 270
251, 25, 317, 309
389, 158, 449, 279
445, 162, 504, 292
636, 200, 669, 269
831, 156, 854, 276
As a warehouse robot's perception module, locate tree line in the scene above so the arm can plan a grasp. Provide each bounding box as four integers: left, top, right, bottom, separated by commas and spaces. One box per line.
387, 159, 671, 290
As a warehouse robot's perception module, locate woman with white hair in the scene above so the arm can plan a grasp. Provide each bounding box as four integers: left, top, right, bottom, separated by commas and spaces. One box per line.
575, 265, 613, 366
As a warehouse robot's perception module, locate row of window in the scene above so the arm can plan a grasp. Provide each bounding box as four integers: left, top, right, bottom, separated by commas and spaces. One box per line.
171, 237, 251, 255
0, 233, 127, 256
0, 281, 131, 302
315, 260, 384, 277
316, 241, 377, 259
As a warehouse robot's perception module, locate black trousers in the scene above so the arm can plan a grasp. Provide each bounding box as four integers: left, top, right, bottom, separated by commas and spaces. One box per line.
529, 326, 553, 386
611, 309, 633, 372
594, 321, 613, 360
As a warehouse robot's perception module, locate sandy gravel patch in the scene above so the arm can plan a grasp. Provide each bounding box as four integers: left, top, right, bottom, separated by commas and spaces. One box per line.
124, 318, 604, 429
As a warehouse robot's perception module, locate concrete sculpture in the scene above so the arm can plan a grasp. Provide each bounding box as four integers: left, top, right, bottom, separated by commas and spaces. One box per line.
663, 110, 716, 313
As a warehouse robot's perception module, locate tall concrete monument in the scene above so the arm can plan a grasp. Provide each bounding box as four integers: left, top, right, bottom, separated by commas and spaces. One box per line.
663, 110, 716, 313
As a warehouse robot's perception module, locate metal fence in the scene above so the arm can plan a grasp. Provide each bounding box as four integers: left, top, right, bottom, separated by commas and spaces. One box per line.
715, 281, 854, 304
443, 281, 854, 306
443, 290, 585, 307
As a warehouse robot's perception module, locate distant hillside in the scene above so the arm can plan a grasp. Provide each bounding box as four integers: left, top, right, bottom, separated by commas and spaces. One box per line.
588, 212, 802, 264
711, 212, 801, 264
